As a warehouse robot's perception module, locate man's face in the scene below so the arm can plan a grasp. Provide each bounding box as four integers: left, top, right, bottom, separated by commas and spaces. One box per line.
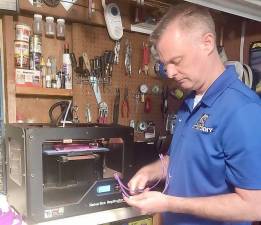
157, 23, 208, 92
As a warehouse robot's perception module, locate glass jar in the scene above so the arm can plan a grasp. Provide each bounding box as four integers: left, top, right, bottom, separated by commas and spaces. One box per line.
45, 16, 55, 37
56, 18, 65, 39
33, 14, 43, 35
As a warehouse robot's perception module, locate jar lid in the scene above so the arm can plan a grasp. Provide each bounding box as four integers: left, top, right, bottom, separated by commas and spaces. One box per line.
57, 18, 65, 23
34, 14, 42, 19
46, 17, 54, 22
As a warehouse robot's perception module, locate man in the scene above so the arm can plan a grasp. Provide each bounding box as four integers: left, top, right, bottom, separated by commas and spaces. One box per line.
124, 3, 261, 225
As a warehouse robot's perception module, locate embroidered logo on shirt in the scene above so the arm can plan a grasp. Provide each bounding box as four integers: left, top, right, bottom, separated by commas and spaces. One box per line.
193, 113, 214, 133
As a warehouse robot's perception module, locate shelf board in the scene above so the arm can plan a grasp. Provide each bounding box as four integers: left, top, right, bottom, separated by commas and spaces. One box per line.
16, 86, 73, 97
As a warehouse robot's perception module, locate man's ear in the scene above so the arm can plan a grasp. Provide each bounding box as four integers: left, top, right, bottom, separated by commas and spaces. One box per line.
201, 32, 215, 55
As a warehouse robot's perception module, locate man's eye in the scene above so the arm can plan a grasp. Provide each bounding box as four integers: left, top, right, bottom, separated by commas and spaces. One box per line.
173, 59, 181, 65
170, 58, 182, 66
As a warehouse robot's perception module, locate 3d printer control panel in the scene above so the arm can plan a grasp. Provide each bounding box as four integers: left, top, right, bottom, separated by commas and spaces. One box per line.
96, 182, 120, 196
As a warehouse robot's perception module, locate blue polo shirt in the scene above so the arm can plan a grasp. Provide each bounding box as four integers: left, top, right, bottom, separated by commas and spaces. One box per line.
163, 66, 261, 225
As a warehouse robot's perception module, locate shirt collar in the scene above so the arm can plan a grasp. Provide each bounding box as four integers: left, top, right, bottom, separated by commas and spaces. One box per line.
184, 65, 238, 111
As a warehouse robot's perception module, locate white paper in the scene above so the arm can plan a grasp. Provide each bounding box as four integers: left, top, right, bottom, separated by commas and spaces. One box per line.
60, 0, 77, 11
0, 0, 17, 11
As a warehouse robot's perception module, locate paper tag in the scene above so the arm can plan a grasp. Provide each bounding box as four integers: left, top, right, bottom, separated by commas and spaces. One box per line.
60, 0, 77, 11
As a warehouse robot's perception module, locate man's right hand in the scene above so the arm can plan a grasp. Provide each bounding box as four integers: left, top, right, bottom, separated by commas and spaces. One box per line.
128, 168, 151, 195
128, 155, 169, 195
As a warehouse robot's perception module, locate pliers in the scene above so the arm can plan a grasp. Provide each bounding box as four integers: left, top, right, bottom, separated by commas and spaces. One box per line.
121, 87, 129, 118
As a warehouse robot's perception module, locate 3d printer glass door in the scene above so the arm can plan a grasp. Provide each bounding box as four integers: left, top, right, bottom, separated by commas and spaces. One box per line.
42, 139, 124, 207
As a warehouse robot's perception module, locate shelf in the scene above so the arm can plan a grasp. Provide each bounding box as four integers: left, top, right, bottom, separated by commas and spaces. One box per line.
16, 86, 73, 97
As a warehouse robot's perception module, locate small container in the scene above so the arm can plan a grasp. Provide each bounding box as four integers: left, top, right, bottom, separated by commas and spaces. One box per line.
14, 40, 29, 69
45, 16, 55, 37
29, 34, 42, 53
29, 52, 41, 71
15, 24, 31, 42
33, 14, 43, 35
56, 18, 65, 39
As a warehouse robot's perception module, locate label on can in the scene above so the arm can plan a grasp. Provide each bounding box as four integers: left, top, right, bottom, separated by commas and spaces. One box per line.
14, 40, 29, 69
29, 34, 42, 53
15, 24, 31, 42
30, 52, 41, 71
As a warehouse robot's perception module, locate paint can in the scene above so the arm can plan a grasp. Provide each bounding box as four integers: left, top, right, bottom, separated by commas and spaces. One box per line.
29, 34, 42, 53
15, 24, 31, 42
29, 52, 41, 71
14, 40, 29, 69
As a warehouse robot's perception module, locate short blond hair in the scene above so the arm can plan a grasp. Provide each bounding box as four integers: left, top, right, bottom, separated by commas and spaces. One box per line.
150, 3, 216, 47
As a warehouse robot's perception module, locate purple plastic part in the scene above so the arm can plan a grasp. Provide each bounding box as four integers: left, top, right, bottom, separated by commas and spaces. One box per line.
114, 154, 170, 197
0, 208, 22, 225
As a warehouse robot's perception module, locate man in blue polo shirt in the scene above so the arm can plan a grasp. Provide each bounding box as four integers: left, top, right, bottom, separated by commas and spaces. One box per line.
124, 3, 261, 225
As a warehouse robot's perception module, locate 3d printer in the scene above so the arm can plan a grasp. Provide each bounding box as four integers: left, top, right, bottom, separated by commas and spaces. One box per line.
5, 123, 134, 224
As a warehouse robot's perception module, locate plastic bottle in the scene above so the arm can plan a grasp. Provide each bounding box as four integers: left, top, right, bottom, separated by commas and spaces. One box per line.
33, 14, 43, 35
62, 44, 72, 89
45, 17, 55, 37
46, 58, 52, 88
57, 19, 65, 39
40, 57, 46, 88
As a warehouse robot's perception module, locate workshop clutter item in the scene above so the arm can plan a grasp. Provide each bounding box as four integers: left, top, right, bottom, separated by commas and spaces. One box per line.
14, 16, 67, 87
249, 41, 261, 90
15, 69, 41, 87
0, 194, 22, 225
14, 40, 29, 69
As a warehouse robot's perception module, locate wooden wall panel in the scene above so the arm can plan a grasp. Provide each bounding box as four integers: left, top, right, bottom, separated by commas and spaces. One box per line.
2, 15, 16, 123
4, 12, 173, 134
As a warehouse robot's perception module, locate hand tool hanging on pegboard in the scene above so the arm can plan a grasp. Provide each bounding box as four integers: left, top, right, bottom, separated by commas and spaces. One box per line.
113, 88, 120, 124
98, 102, 108, 124
161, 86, 169, 122
121, 87, 129, 118
82, 52, 91, 76
125, 39, 132, 76
90, 58, 102, 105
144, 96, 151, 113
135, 0, 144, 23
139, 42, 150, 75
85, 103, 92, 123
114, 41, 121, 64
105, 50, 115, 84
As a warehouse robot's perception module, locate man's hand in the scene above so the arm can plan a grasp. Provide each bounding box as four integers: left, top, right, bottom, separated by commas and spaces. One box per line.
128, 169, 151, 194
128, 155, 169, 194
123, 191, 169, 215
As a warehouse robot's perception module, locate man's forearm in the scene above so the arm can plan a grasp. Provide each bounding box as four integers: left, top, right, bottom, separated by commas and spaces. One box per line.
167, 193, 261, 221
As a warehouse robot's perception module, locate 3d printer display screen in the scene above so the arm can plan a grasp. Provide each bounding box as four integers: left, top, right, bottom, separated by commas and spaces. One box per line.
97, 185, 111, 193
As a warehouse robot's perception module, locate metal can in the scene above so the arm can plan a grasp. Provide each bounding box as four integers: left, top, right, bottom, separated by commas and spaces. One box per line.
30, 52, 41, 71
14, 40, 29, 69
15, 24, 31, 42
29, 34, 42, 53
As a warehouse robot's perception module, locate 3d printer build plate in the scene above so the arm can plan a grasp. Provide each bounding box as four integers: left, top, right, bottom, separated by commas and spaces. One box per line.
43, 144, 110, 155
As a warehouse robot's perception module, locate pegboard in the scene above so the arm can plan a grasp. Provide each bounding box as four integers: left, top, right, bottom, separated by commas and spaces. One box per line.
72, 23, 166, 132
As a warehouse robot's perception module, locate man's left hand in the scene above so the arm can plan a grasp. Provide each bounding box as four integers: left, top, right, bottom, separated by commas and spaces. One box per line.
123, 191, 169, 215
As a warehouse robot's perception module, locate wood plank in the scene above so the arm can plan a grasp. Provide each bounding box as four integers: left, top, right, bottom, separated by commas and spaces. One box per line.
16, 86, 73, 97
2, 15, 16, 123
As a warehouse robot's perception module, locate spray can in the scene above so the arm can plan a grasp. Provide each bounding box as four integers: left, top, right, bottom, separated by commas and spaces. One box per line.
62, 43, 72, 89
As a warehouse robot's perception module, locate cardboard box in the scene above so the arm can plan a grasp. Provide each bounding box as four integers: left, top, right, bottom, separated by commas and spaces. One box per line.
15, 68, 41, 87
